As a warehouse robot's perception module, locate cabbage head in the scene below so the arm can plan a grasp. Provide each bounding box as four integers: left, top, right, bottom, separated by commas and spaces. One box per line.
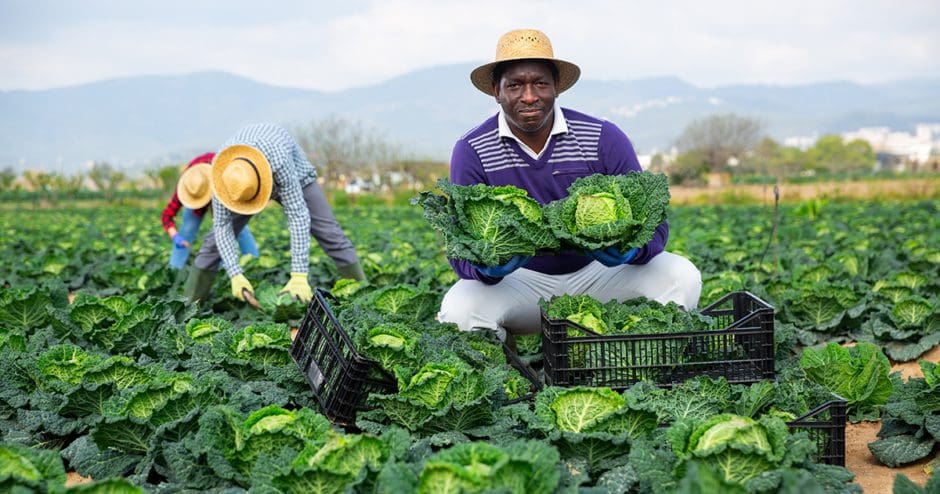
544, 294, 608, 335
668, 413, 789, 486
544, 172, 669, 252
414, 179, 558, 266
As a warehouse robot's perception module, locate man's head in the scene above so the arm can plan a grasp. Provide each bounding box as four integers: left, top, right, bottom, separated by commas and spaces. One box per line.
211, 144, 273, 215
470, 29, 580, 97
176, 163, 212, 209
494, 59, 558, 135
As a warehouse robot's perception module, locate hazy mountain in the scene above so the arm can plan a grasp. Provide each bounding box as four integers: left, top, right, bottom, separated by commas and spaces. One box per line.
1, 64, 938, 174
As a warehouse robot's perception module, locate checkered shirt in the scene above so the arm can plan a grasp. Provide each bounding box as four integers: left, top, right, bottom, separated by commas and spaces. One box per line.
212, 123, 318, 277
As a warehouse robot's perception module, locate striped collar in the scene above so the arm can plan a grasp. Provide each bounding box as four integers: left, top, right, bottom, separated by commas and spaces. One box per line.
497, 102, 568, 159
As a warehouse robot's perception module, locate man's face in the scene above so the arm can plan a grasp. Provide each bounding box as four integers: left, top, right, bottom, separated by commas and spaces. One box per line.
494, 60, 557, 135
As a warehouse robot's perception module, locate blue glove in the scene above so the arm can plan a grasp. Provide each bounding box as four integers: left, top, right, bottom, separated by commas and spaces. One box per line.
472, 256, 531, 278
588, 246, 639, 267
172, 233, 189, 249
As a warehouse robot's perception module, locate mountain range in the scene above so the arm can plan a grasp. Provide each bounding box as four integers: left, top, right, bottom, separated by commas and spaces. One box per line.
2, 63, 938, 174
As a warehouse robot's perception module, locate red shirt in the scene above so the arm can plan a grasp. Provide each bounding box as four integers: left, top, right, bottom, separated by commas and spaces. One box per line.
161, 152, 215, 233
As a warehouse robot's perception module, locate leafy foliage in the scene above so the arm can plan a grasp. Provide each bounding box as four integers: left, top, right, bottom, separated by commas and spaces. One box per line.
799, 342, 893, 421
868, 363, 940, 467
413, 179, 558, 265
544, 172, 671, 252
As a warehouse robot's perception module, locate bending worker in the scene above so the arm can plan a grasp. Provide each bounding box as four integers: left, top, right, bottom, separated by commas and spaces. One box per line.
184, 123, 366, 303
438, 29, 702, 342
162, 152, 259, 272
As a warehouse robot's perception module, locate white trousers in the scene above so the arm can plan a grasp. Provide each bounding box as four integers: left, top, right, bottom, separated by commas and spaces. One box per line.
438, 252, 702, 341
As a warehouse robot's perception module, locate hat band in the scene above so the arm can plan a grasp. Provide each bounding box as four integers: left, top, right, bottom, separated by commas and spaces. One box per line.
234, 157, 262, 201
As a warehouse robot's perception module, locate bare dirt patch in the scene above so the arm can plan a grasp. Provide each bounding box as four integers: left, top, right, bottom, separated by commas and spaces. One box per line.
843, 344, 938, 492
65, 471, 93, 487
846, 421, 931, 493
891, 345, 940, 381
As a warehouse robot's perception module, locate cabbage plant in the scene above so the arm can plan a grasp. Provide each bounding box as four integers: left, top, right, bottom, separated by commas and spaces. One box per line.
667, 413, 789, 486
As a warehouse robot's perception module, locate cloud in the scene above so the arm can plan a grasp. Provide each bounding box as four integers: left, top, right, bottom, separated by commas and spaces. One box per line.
0, 0, 938, 91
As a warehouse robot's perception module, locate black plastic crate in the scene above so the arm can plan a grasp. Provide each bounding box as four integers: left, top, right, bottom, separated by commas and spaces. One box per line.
291, 289, 545, 424
786, 394, 847, 466
290, 288, 397, 426
541, 291, 775, 389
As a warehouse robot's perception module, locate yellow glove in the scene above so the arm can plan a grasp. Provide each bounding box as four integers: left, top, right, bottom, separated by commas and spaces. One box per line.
280, 272, 313, 303
230, 274, 254, 301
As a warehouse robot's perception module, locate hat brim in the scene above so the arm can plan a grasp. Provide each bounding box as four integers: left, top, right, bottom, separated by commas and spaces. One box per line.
211, 144, 273, 216
176, 163, 213, 209
470, 57, 580, 96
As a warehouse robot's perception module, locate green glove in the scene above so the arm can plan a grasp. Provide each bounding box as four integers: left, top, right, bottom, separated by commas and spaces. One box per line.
231, 274, 254, 301
281, 272, 312, 303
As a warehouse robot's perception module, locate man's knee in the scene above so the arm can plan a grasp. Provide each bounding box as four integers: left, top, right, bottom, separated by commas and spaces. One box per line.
660, 253, 702, 309
438, 281, 507, 341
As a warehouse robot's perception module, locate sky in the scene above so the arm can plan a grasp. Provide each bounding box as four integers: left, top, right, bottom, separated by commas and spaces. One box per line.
1, 0, 938, 92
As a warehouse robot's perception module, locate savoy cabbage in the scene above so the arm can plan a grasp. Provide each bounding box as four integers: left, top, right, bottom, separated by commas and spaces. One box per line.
544, 172, 670, 253
414, 179, 558, 266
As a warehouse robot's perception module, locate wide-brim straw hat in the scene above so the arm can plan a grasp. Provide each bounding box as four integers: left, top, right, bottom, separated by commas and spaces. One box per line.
470, 29, 580, 96
211, 144, 273, 215
176, 163, 213, 209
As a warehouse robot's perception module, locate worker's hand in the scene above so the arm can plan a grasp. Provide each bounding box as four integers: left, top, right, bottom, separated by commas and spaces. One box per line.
231, 274, 254, 301
280, 272, 313, 303
588, 246, 639, 267
472, 256, 531, 278
172, 233, 190, 249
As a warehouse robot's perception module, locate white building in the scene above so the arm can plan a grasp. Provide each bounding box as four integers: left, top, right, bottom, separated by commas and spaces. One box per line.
842, 123, 940, 164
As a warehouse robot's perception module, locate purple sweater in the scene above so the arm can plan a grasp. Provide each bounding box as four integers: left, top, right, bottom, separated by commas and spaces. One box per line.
449, 107, 669, 284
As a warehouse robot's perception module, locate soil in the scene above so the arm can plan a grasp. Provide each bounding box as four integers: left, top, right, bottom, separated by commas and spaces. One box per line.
845, 344, 940, 493
65, 471, 92, 487
846, 421, 932, 493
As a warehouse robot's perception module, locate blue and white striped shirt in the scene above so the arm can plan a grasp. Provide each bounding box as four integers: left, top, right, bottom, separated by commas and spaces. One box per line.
212, 123, 318, 277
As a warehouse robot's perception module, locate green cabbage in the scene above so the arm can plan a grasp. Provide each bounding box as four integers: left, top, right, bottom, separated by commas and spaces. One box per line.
414, 179, 559, 266
544, 172, 670, 252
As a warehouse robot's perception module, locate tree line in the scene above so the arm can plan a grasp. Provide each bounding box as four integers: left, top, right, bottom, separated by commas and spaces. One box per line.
658, 114, 883, 185
2, 113, 928, 203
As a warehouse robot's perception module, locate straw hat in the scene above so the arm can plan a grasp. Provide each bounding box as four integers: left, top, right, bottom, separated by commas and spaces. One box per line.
176, 163, 213, 209
211, 144, 273, 215
470, 29, 581, 96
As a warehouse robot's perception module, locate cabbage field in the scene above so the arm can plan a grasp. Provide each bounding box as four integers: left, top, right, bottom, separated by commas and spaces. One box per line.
1, 198, 938, 493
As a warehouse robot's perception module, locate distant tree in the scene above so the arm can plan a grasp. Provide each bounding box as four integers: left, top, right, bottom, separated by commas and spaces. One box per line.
668, 150, 711, 185
50, 171, 84, 200
296, 116, 401, 186
88, 162, 126, 201
0, 167, 15, 192
805, 135, 876, 173
145, 164, 183, 193
675, 114, 763, 174
21, 170, 53, 192
742, 137, 806, 178
21, 170, 56, 205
